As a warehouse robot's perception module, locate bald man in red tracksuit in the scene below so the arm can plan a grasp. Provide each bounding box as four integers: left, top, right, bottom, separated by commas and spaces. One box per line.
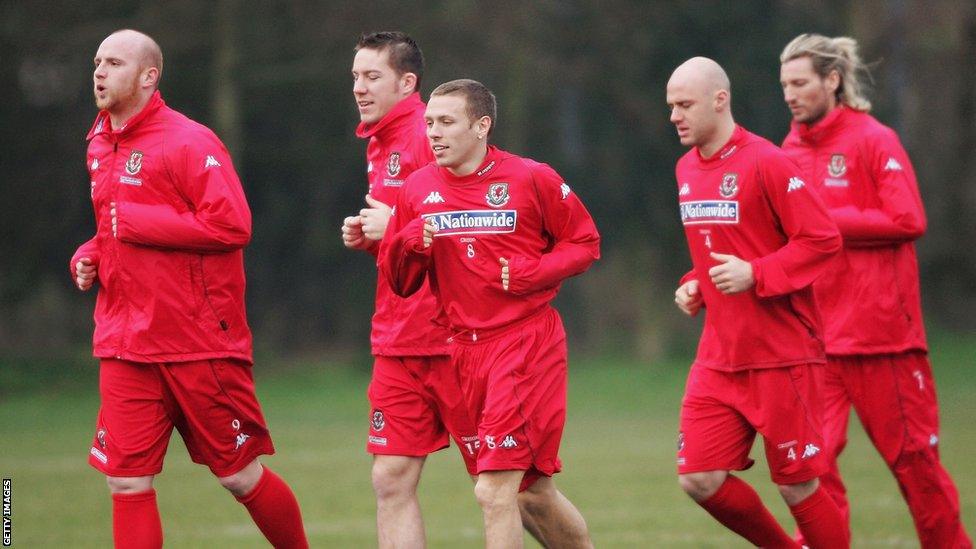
782, 105, 972, 548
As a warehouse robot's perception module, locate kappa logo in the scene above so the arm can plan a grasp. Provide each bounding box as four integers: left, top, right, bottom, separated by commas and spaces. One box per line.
204, 155, 221, 168
560, 183, 571, 199
679, 183, 691, 196
125, 150, 144, 175
486, 182, 511, 207
884, 157, 903, 171
422, 191, 445, 204
235, 432, 250, 451
828, 154, 847, 177
719, 173, 739, 198
801, 443, 820, 459
787, 176, 805, 192
387, 152, 402, 177
500, 435, 518, 449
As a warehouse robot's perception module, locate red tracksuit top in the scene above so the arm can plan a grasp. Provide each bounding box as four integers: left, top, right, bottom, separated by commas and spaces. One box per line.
677, 126, 841, 371
782, 106, 928, 356
356, 92, 451, 356
381, 146, 600, 335
69, 91, 254, 364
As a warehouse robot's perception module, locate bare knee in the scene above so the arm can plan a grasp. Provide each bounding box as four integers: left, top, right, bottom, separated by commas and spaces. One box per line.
678, 471, 727, 502
371, 456, 423, 503
777, 478, 819, 506
106, 475, 154, 494
474, 472, 521, 513
218, 459, 263, 497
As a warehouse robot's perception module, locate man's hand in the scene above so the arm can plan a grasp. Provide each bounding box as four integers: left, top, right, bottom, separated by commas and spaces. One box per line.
110, 202, 118, 238
499, 257, 510, 291
75, 257, 98, 291
422, 219, 437, 248
708, 252, 754, 294
674, 279, 703, 316
341, 215, 372, 250
360, 194, 392, 241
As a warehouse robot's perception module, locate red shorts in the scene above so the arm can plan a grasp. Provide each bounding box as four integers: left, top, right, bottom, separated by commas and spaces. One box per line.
677, 363, 828, 484
90, 358, 275, 478
452, 307, 567, 490
367, 355, 479, 475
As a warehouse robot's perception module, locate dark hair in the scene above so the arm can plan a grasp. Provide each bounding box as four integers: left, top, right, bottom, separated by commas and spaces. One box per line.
356, 31, 424, 90
430, 79, 497, 136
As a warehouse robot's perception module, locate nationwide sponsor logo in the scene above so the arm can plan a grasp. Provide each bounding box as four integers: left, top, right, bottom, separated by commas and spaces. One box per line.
824, 178, 849, 187
90, 446, 108, 464
679, 200, 739, 225
678, 182, 690, 196
884, 157, 903, 171
387, 151, 401, 177
119, 175, 142, 186
234, 433, 250, 451
368, 435, 387, 446
383, 178, 403, 187
124, 150, 143, 175
204, 155, 221, 168
371, 410, 385, 431
500, 435, 518, 448
787, 176, 805, 192
476, 161, 496, 177
422, 210, 517, 236
422, 191, 446, 204
828, 153, 847, 177
560, 183, 571, 199
485, 182, 510, 207
90, 157, 99, 171
719, 172, 739, 198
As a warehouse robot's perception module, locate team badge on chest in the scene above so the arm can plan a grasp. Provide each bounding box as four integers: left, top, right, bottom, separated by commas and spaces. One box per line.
125, 150, 144, 175
719, 172, 739, 198
828, 154, 847, 177
486, 182, 510, 207
387, 152, 401, 177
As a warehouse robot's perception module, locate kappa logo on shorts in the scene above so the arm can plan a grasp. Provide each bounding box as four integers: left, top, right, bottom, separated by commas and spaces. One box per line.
371, 410, 385, 432
801, 443, 820, 459
234, 433, 250, 451
500, 435, 518, 448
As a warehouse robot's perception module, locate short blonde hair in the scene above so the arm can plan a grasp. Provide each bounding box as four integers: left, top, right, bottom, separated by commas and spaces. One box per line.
781, 33, 871, 112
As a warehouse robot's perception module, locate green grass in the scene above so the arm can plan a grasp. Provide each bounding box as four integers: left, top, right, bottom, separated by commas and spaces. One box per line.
1, 338, 974, 547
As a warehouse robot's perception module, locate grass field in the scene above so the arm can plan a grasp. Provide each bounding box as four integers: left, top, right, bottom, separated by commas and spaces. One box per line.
2, 336, 974, 547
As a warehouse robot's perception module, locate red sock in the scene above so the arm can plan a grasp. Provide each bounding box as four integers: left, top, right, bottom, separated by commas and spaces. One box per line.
112, 489, 163, 549
698, 475, 800, 548
789, 485, 848, 549
235, 467, 308, 549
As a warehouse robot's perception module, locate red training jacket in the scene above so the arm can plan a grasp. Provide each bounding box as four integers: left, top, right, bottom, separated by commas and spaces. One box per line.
70, 91, 253, 364
677, 125, 841, 371
355, 92, 451, 356
782, 106, 928, 355
381, 146, 600, 335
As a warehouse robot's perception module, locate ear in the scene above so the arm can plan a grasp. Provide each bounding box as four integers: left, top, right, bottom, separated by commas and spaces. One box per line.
477, 115, 492, 139
713, 89, 730, 112
400, 72, 418, 95
142, 67, 160, 90
825, 69, 841, 94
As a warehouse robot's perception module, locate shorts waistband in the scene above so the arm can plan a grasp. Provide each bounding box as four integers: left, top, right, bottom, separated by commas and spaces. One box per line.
448, 306, 551, 345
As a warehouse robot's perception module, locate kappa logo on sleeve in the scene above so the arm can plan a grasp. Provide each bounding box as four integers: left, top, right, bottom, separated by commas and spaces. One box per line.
204, 155, 221, 168
422, 210, 517, 236
884, 157, 903, 171
560, 183, 571, 199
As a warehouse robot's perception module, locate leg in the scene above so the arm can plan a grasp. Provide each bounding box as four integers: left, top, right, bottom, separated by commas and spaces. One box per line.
371, 455, 426, 549
680, 470, 798, 548
517, 476, 592, 548
852, 353, 972, 549
106, 475, 163, 549
475, 470, 525, 549
222, 459, 308, 549
779, 478, 847, 549
817, 358, 854, 529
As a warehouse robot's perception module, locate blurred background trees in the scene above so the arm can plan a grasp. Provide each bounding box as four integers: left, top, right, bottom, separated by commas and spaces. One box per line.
1, 0, 973, 380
